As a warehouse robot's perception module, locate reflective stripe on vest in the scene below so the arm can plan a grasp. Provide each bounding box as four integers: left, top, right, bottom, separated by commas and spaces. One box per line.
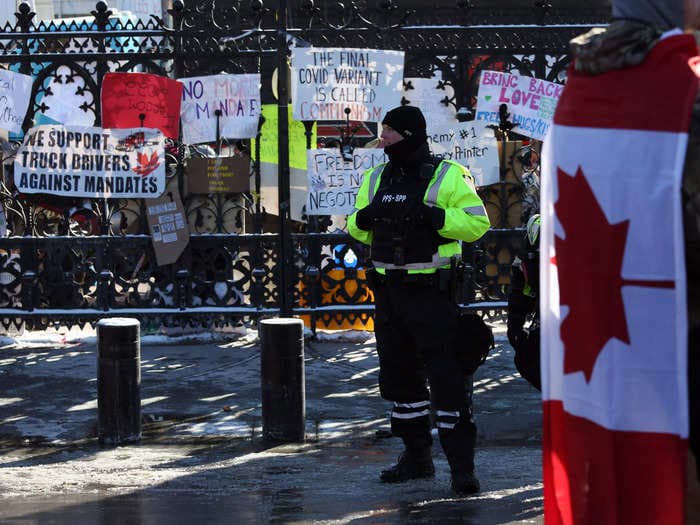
366, 164, 385, 203
464, 205, 487, 216
424, 161, 451, 206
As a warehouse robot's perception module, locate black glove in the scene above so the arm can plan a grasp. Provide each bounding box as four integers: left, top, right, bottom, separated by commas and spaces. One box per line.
419, 203, 445, 230
355, 202, 379, 230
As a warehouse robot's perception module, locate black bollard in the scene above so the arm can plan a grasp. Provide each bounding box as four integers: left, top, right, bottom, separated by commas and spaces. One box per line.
260, 318, 305, 442
96, 318, 141, 446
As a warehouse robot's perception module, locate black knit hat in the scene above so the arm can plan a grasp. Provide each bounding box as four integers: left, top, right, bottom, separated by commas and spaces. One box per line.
381, 105, 427, 141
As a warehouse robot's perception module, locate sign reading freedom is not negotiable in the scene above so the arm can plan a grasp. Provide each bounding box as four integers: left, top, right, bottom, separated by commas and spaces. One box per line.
475, 70, 563, 141
291, 48, 404, 122
14, 125, 166, 198
306, 147, 387, 215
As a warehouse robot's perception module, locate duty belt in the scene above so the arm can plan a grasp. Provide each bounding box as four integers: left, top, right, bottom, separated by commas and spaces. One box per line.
369, 268, 448, 289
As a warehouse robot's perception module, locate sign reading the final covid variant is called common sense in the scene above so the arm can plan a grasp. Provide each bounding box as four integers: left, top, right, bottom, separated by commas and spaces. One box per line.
291, 48, 404, 123
475, 70, 563, 141
14, 125, 166, 198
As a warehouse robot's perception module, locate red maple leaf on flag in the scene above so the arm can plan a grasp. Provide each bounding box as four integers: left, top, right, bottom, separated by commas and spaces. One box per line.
554, 166, 631, 382
132, 150, 160, 177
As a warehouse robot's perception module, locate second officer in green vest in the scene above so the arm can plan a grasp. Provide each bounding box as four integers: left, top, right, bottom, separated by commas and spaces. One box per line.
348, 105, 490, 494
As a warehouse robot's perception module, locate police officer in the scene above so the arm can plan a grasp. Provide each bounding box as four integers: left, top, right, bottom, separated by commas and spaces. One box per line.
348, 105, 490, 495
507, 214, 541, 391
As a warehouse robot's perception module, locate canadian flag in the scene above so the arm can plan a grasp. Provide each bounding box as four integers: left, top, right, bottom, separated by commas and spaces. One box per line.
541, 33, 698, 524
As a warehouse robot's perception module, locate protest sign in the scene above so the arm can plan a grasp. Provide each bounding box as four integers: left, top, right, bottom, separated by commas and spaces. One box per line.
41, 84, 94, 127
101, 72, 183, 140
0, 69, 33, 134
291, 48, 404, 123
402, 77, 456, 122
427, 120, 499, 186
14, 125, 166, 198
187, 156, 251, 194
475, 70, 563, 141
252, 104, 315, 221
179, 74, 261, 144
145, 185, 189, 266
306, 147, 387, 215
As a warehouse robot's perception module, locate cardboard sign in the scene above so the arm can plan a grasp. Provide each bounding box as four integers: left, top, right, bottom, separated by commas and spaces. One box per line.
291, 48, 404, 122
306, 148, 387, 215
14, 125, 166, 198
0, 69, 33, 134
101, 72, 183, 140
145, 185, 189, 266
179, 74, 261, 144
187, 156, 251, 194
475, 70, 563, 141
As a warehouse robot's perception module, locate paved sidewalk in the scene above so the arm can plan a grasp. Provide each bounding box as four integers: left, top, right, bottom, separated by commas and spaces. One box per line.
0, 322, 544, 524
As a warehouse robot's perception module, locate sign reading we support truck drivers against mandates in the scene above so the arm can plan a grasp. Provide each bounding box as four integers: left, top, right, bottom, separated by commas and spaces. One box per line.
475, 70, 563, 141
306, 148, 387, 216
291, 48, 404, 123
14, 125, 166, 198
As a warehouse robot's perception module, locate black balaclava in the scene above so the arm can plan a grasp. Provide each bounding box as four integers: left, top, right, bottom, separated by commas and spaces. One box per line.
381, 105, 431, 171
612, 0, 683, 30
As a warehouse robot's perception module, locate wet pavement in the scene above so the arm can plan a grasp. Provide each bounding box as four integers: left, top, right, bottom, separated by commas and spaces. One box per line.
0, 322, 544, 524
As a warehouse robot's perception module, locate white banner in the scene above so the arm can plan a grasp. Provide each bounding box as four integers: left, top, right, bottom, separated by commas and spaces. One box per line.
475, 70, 563, 141
291, 48, 404, 122
306, 147, 387, 215
14, 125, 166, 198
179, 74, 261, 144
427, 120, 499, 186
0, 69, 33, 134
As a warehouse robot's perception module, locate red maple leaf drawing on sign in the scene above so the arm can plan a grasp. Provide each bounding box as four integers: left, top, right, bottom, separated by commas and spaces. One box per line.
132, 151, 160, 177
554, 166, 675, 382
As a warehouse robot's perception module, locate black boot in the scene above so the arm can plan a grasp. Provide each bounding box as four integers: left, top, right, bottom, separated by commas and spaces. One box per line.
451, 470, 480, 495
379, 447, 435, 483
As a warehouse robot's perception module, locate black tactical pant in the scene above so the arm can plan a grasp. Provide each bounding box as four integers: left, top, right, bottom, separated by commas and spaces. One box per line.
373, 272, 476, 473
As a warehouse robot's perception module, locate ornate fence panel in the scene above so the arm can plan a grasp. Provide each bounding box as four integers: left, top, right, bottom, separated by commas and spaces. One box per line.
0, 1, 609, 332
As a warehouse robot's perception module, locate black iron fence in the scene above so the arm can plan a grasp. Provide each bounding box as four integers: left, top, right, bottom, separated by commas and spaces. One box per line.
0, 1, 609, 333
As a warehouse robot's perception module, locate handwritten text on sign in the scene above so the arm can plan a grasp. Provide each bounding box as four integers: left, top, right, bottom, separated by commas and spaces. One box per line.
14, 125, 166, 198
306, 148, 387, 215
427, 120, 499, 186
475, 70, 563, 141
101, 72, 183, 140
179, 74, 261, 144
0, 69, 33, 134
292, 48, 404, 123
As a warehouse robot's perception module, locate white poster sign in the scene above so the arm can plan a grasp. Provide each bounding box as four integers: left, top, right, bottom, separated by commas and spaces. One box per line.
475, 70, 563, 141
306, 147, 387, 215
0, 69, 33, 134
402, 77, 456, 122
428, 120, 500, 186
291, 48, 404, 122
179, 74, 261, 144
14, 125, 166, 198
